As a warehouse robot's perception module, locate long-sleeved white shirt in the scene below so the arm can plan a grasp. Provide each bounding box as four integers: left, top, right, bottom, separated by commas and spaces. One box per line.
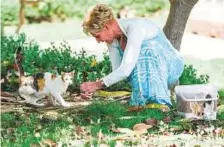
102, 18, 159, 87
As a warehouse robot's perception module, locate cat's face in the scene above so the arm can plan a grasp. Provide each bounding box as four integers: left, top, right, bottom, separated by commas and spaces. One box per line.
19, 76, 36, 94
61, 71, 74, 85
190, 102, 204, 117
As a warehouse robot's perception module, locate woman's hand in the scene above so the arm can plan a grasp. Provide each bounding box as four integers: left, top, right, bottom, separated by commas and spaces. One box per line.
80, 80, 104, 99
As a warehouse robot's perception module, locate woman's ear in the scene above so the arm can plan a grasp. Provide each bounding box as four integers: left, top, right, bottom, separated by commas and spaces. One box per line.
104, 24, 109, 30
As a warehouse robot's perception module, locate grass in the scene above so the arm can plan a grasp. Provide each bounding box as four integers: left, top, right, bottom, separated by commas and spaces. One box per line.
219, 89, 224, 105
1, 98, 224, 146
1, 112, 72, 147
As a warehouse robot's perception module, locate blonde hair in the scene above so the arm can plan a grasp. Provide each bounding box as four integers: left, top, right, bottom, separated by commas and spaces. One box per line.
82, 4, 114, 34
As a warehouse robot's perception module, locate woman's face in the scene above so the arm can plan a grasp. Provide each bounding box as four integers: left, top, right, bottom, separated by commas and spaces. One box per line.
91, 24, 116, 44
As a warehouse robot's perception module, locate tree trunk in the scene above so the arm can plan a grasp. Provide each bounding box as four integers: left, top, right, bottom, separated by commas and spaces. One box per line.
163, 0, 198, 51
16, 0, 26, 33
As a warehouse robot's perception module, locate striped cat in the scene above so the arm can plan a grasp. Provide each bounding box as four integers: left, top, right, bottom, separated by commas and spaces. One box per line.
19, 71, 74, 107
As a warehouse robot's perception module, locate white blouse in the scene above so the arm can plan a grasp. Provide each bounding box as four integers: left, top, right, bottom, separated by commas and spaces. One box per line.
102, 18, 159, 87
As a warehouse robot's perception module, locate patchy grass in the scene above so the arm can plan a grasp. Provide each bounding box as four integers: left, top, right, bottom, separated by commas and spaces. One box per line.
219, 89, 224, 105
1, 112, 72, 147
1, 100, 224, 146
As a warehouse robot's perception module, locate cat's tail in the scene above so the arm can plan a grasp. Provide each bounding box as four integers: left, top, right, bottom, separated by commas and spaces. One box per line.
14, 46, 24, 77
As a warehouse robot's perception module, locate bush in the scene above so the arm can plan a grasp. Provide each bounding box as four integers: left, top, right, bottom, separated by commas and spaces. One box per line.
1, 34, 209, 92
179, 65, 209, 85
1, 0, 168, 25
1, 2, 19, 26
0, 34, 130, 92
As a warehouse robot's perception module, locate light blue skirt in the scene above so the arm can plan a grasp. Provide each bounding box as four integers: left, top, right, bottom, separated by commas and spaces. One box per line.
118, 31, 184, 107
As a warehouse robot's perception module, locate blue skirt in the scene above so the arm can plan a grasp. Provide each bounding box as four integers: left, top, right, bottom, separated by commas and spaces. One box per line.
118, 31, 184, 106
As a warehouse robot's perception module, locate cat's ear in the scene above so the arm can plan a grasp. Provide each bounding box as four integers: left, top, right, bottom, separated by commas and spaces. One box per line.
190, 102, 196, 110
70, 71, 75, 76
199, 102, 204, 106
61, 72, 65, 76
20, 76, 25, 83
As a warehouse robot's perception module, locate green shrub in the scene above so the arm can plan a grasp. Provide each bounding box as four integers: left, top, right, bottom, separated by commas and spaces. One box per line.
1, 34, 209, 92
0, 34, 129, 92
179, 64, 209, 85
1, 0, 168, 25
1, 2, 19, 26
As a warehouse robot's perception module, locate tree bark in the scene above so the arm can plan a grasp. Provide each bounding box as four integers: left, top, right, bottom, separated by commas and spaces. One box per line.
16, 0, 26, 33
163, 0, 198, 51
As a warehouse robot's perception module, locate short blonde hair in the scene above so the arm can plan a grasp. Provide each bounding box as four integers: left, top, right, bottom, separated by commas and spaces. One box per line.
82, 4, 114, 34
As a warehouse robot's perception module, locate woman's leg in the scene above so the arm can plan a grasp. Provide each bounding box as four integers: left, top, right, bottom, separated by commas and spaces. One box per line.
128, 39, 172, 106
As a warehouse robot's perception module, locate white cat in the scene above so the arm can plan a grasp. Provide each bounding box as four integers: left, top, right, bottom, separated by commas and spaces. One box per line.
19, 72, 74, 107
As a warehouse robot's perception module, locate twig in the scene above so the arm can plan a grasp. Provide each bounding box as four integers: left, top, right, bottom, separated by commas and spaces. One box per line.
32, 102, 91, 113
1, 96, 17, 102
113, 96, 130, 102
0, 101, 25, 105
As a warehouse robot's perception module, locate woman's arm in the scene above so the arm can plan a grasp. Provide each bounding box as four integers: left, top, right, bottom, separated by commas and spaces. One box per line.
107, 41, 122, 71
102, 26, 145, 87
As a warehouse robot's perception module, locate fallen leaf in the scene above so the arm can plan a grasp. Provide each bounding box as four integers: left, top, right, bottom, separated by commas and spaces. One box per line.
144, 104, 170, 112
94, 90, 131, 98
119, 116, 137, 120
127, 106, 144, 112
6, 128, 15, 134
1, 91, 13, 97
115, 141, 123, 147
30, 143, 41, 147
144, 118, 158, 126
133, 123, 152, 134
15, 121, 22, 126
99, 144, 109, 147
34, 132, 40, 138
42, 139, 56, 147
163, 131, 170, 136
97, 129, 104, 140
84, 117, 92, 123
75, 126, 84, 136
167, 144, 177, 147
163, 116, 171, 123
111, 128, 133, 134
43, 111, 59, 121
218, 129, 224, 137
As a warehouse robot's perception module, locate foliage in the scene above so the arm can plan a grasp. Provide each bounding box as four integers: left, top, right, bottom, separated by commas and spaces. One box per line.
1, 112, 71, 147
218, 89, 224, 105
179, 64, 209, 85
1, 2, 19, 25
25, 0, 75, 23
110, 0, 169, 17
1, 34, 210, 92
1, 0, 168, 25
0, 34, 130, 92
1, 101, 224, 146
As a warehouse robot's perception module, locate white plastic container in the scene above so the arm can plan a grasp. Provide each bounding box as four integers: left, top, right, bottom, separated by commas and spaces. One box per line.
175, 84, 218, 120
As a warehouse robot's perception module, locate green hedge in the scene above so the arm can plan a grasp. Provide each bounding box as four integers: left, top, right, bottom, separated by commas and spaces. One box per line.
1, 34, 209, 92
1, 34, 130, 92
1, 0, 168, 25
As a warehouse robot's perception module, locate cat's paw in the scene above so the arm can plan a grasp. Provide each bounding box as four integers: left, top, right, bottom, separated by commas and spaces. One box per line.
61, 102, 71, 108
52, 101, 61, 106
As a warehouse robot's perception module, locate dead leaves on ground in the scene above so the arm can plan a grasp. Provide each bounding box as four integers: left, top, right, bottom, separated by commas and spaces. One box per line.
127, 104, 170, 112
144, 118, 158, 126
94, 90, 131, 98
111, 123, 153, 140
41, 139, 57, 147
